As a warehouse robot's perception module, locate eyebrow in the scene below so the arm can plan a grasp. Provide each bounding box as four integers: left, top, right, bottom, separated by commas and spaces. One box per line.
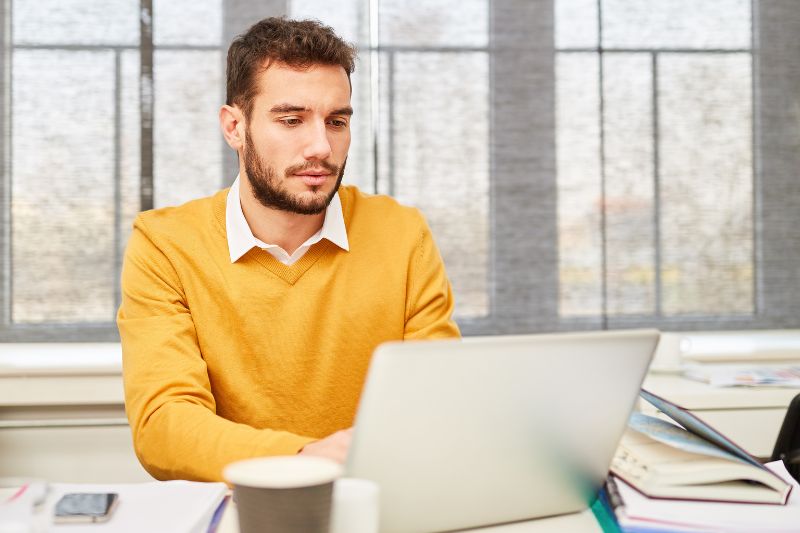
269, 104, 307, 113
331, 106, 354, 116
269, 104, 354, 116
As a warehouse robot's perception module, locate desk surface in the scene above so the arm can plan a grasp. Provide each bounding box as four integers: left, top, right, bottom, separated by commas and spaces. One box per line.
216, 504, 602, 533
643, 374, 800, 409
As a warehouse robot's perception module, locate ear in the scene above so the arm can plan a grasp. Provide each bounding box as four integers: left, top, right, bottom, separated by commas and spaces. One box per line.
219, 104, 246, 151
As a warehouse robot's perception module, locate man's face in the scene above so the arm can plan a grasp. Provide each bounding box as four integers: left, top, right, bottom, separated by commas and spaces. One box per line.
241, 62, 352, 215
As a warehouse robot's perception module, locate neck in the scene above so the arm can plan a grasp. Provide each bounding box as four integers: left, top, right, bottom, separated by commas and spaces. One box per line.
239, 178, 326, 256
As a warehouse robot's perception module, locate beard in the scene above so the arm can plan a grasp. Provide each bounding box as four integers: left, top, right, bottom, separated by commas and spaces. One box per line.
243, 130, 346, 215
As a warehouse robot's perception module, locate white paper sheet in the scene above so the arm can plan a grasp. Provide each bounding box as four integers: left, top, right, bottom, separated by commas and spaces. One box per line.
37, 480, 227, 533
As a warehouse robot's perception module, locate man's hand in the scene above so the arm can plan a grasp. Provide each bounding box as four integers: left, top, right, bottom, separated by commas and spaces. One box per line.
298, 427, 353, 464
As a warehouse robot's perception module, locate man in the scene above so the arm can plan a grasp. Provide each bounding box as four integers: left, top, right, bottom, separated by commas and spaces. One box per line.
117, 17, 459, 482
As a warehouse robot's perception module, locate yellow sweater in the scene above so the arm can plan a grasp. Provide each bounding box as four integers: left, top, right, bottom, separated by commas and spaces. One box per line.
117, 185, 460, 481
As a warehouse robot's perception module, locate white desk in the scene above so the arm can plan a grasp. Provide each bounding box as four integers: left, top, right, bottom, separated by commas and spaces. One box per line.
217, 504, 602, 532
0, 487, 601, 533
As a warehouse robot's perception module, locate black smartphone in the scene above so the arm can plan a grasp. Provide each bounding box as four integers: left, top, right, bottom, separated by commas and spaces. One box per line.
53, 493, 119, 523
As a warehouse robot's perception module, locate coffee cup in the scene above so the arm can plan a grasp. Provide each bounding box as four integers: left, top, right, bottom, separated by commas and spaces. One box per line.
224, 455, 342, 533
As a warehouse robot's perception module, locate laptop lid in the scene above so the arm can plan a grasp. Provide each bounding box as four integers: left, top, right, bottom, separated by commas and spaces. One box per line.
346, 329, 659, 533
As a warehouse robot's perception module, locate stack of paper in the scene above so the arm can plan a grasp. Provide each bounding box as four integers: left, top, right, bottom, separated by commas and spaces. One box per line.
683, 363, 800, 388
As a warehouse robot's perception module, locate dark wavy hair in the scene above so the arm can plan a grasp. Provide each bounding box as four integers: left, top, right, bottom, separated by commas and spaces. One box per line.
226, 17, 357, 120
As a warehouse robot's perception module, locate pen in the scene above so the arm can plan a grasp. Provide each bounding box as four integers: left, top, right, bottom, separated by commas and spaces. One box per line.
0, 480, 48, 532
4, 480, 48, 507
206, 494, 230, 533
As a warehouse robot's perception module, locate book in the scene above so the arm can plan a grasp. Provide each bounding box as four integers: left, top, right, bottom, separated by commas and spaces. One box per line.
610, 389, 792, 505
608, 461, 800, 533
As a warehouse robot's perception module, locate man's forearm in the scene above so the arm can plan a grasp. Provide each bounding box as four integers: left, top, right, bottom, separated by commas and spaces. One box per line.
131, 400, 316, 482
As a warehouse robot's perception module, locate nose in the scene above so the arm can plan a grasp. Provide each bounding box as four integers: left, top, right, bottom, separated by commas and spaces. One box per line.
303, 120, 332, 161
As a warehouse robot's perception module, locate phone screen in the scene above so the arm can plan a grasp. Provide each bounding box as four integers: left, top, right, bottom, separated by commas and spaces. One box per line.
54, 493, 119, 522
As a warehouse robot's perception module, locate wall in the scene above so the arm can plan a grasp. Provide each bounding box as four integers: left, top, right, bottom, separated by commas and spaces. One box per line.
0, 344, 152, 483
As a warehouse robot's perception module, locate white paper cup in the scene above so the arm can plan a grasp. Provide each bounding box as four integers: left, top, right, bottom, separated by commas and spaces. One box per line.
224, 456, 342, 533
330, 478, 380, 533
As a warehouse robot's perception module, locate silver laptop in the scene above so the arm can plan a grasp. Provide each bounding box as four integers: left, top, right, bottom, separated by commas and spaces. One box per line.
346, 329, 659, 533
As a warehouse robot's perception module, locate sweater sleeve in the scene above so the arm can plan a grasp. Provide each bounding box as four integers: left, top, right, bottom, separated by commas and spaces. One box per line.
117, 217, 315, 482
403, 214, 461, 340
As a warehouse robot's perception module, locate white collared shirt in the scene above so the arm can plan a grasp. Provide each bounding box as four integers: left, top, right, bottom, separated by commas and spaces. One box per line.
226, 176, 349, 265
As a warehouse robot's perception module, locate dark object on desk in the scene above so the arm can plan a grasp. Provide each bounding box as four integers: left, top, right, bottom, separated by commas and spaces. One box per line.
53, 492, 119, 523
771, 392, 800, 483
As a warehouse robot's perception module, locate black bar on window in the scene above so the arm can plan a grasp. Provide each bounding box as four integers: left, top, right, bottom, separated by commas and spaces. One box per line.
140, 0, 154, 211
750, 0, 761, 314
387, 51, 395, 197
113, 50, 122, 315
597, 0, 609, 328
652, 52, 663, 317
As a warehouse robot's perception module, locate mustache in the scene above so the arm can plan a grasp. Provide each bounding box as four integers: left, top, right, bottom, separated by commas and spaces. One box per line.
284, 160, 340, 176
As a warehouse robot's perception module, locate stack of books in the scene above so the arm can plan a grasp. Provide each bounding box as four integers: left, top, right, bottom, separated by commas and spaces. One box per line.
598, 390, 799, 532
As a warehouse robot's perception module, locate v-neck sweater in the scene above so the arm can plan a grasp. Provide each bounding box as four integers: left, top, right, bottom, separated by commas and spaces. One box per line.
117, 185, 460, 481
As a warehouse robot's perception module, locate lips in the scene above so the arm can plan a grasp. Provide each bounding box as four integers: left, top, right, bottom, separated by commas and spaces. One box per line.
294, 170, 330, 187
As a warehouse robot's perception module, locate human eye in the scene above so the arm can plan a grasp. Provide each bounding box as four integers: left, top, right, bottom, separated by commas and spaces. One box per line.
327, 118, 349, 129
279, 117, 302, 127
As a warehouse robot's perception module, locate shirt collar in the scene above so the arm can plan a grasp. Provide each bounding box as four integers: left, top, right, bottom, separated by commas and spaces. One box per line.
226, 175, 349, 263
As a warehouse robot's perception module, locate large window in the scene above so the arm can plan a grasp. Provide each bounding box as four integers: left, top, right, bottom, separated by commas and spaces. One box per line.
1, 1, 799, 342
556, 0, 754, 318
552, 0, 800, 331
1, 0, 223, 340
